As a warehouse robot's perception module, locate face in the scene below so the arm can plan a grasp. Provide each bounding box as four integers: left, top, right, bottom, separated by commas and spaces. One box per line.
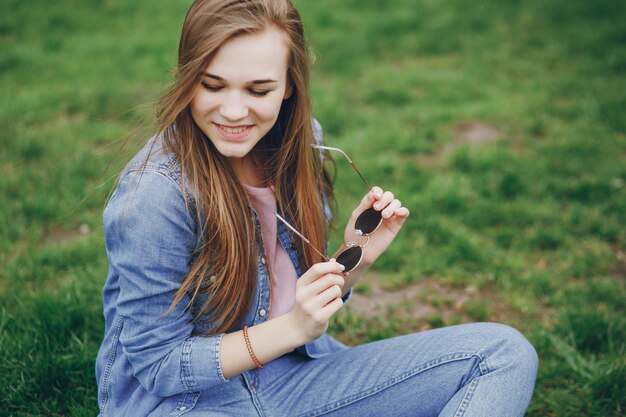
190, 26, 292, 165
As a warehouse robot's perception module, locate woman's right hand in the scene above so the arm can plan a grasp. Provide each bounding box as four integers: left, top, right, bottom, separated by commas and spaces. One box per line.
287, 260, 345, 345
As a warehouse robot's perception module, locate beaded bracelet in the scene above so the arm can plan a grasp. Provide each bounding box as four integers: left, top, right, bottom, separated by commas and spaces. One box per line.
243, 326, 264, 368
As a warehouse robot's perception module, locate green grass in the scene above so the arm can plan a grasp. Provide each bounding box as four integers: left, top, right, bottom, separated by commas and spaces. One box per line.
1, 0, 625, 415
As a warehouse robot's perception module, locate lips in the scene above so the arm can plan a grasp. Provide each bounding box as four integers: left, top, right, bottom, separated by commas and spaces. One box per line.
219, 125, 247, 134
214, 123, 253, 140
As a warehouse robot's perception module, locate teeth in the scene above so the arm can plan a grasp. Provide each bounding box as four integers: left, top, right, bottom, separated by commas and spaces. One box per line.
220, 125, 247, 134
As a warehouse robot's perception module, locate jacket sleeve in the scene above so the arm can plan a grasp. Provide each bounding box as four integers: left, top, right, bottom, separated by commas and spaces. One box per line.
103, 168, 228, 397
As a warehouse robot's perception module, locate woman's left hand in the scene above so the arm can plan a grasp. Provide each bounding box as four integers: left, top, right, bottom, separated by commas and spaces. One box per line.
342, 186, 410, 268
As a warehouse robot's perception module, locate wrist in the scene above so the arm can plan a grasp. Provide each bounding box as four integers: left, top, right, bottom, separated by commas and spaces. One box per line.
341, 262, 369, 295
279, 313, 309, 348
351, 261, 370, 276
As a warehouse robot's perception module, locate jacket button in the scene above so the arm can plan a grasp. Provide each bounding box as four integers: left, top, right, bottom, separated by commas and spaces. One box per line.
259, 309, 267, 317
178, 406, 187, 411
261, 257, 266, 265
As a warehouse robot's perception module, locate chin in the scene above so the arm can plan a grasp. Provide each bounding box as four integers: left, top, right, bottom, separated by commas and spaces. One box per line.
214, 143, 254, 159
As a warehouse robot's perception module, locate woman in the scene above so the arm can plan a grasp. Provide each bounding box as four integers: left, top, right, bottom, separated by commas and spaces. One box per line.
96, 0, 538, 415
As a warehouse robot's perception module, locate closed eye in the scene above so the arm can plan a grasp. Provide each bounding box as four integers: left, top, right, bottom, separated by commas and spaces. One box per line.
201, 82, 222, 92
248, 88, 271, 97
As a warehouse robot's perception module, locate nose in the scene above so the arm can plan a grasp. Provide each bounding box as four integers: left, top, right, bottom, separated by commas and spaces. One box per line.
219, 91, 248, 121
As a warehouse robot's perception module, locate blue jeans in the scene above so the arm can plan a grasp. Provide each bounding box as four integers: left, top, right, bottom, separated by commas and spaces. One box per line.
188, 323, 537, 416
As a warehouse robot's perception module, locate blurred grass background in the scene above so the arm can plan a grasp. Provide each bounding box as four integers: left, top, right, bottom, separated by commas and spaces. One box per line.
1, 0, 625, 415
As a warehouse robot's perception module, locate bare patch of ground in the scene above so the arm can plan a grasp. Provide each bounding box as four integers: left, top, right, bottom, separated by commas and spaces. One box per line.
417, 121, 503, 167
347, 271, 524, 330
39, 224, 90, 245
453, 121, 502, 144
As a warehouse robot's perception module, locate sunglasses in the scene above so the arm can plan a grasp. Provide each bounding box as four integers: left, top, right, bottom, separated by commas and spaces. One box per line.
274, 145, 383, 273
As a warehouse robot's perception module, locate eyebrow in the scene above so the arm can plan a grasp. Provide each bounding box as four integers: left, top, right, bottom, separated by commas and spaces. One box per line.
203, 72, 278, 85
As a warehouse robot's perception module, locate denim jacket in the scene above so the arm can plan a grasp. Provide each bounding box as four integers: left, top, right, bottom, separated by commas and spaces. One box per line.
95, 122, 350, 416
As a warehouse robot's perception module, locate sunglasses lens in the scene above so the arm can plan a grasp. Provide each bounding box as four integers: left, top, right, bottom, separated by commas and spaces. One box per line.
354, 207, 383, 236
336, 246, 363, 272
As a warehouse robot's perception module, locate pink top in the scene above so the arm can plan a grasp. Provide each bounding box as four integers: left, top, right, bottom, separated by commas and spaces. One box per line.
243, 184, 297, 319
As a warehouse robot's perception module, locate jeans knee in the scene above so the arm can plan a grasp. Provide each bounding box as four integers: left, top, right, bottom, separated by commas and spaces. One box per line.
518, 332, 539, 375
484, 323, 538, 378
472, 323, 539, 381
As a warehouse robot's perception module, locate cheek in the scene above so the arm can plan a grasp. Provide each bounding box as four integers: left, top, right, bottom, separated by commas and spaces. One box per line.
190, 90, 218, 118
189, 95, 217, 137
189, 94, 203, 120
257, 96, 286, 122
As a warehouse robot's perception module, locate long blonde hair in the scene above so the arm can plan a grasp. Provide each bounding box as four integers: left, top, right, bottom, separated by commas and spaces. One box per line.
157, 0, 333, 333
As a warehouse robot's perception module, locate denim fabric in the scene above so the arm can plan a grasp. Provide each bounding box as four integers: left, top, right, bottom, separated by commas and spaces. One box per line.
186, 323, 538, 417
95, 129, 349, 416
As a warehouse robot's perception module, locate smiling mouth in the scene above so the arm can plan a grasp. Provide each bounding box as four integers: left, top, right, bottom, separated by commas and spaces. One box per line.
216, 124, 252, 134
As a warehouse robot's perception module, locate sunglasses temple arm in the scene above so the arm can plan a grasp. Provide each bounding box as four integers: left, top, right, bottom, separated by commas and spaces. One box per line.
274, 212, 329, 262
311, 144, 372, 191
349, 162, 373, 191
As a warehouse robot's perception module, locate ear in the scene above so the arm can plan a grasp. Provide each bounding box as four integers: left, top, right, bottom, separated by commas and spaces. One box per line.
283, 81, 293, 99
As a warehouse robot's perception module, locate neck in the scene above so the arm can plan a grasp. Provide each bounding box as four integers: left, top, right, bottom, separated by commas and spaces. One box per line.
229, 153, 267, 187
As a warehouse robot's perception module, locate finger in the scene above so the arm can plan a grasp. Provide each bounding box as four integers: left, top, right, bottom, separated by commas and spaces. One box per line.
356, 188, 378, 211
305, 273, 345, 296
373, 191, 395, 211
382, 198, 402, 219
371, 186, 383, 199
307, 296, 344, 328
353, 187, 386, 219
386, 208, 410, 230
299, 261, 345, 286
321, 296, 344, 316
395, 207, 410, 217
314, 284, 344, 309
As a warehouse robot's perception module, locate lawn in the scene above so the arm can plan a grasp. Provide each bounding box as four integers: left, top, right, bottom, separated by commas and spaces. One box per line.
1, 0, 625, 415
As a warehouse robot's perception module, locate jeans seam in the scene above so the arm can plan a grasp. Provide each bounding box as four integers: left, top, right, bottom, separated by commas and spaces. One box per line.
180, 338, 195, 391
214, 333, 228, 383
99, 316, 124, 413
297, 352, 478, 417
453, 377, 480, 417
452, 351, 487, 417
242, 372, 266, 417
